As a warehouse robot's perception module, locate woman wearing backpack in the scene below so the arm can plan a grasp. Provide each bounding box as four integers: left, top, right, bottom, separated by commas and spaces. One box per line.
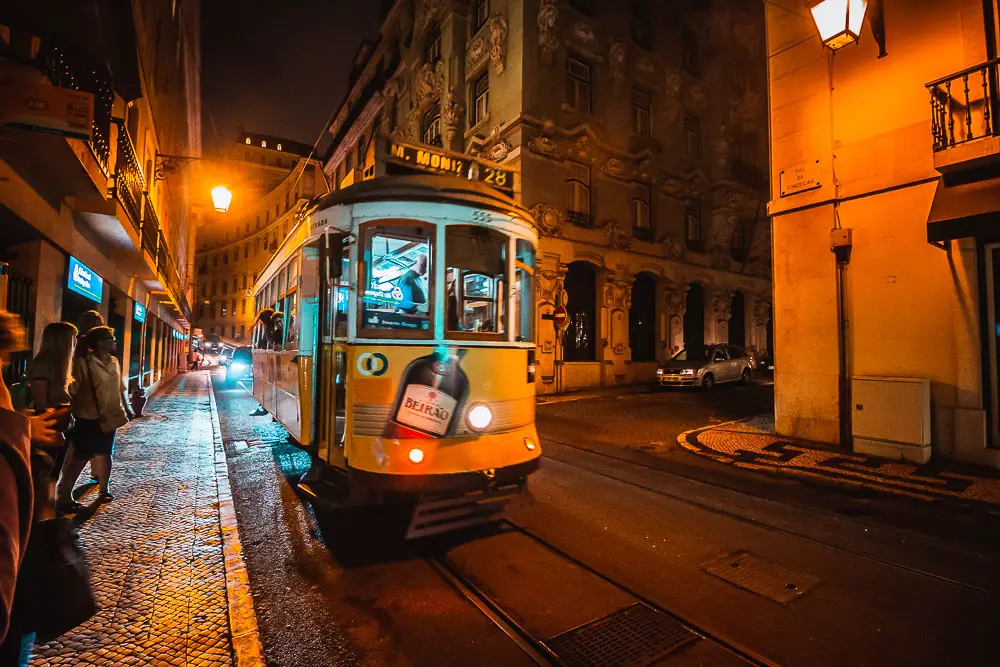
55, 327, 132, 513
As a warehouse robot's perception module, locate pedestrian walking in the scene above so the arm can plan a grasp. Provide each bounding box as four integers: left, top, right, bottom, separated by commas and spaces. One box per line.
55, 326, 132, 513
27, 322, 77, 494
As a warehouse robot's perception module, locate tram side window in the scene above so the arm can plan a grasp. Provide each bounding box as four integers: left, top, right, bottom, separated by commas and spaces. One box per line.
284, 291, 298, 349
446, 225, 507, 335
362, 227, 432, 332
514, 239, 536, 342
323, 253, 351, 342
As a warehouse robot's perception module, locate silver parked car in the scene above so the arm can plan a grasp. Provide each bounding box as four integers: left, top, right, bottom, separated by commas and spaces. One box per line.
657, 344, 753, 390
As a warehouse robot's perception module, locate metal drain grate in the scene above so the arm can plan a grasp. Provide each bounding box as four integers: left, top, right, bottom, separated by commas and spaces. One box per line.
703, 551, 822, 605
545, 603, 697, 667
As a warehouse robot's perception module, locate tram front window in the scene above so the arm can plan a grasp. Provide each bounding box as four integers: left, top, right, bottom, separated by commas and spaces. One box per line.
362, 227, 432, 332
446, 225, 507, 336
514, 239, 536, 342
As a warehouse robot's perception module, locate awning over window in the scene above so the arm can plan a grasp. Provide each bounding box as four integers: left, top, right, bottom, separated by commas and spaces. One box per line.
927, 176, 1000, 243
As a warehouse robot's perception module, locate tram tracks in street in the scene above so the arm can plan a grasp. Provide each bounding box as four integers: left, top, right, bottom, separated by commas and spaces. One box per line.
540, 437, 1000, 599
427, 520, 769, 667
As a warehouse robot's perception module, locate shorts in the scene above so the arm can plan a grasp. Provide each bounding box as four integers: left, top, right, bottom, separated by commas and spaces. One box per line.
71, 418, 116, 459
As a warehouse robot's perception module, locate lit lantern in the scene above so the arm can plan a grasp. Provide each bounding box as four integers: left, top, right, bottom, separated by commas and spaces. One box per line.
211, 185, 233, 213
809, 0, 868, 50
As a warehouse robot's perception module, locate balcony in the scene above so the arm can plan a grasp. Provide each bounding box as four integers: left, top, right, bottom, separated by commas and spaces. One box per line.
0, 27, 115, 200
927, 58, 1000, 173
115, 127, 146, 235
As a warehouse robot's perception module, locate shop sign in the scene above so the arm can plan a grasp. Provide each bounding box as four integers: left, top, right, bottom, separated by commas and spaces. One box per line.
67, 256, 103, 303
133, 302, 146, 323
0, 82, 94, 141
383, 138, 514, 194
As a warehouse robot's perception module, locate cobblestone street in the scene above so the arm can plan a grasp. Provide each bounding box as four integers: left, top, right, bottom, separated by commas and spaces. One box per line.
31, 372, 255, 667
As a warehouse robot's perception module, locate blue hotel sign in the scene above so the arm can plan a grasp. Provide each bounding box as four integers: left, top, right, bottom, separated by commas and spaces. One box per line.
134, 302, 146, 323
67, 256, 103, 303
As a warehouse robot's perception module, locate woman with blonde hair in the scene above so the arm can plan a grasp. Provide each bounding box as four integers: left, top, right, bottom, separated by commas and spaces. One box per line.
30, 322, 77, 414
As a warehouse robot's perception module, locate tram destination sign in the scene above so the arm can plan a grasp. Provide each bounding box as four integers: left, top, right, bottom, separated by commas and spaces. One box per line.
382, 138, 514, 195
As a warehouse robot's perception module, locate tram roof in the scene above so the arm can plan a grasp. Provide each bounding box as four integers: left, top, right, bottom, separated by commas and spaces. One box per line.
308, 174, 536, 225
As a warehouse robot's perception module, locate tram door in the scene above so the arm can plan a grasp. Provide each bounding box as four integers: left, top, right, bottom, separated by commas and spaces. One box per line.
317, 234, 349, 468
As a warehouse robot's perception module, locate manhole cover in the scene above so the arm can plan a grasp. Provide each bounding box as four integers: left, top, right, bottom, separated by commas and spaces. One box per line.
703, 551, 821, 605
545, 603, 697, 667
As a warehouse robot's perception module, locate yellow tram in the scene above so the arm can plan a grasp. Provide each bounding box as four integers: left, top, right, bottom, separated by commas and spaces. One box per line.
250, 139, 540, 537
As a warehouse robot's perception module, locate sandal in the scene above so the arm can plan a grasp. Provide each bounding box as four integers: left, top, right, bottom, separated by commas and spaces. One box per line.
55, 500, 86, 514
98, 491, 115, 503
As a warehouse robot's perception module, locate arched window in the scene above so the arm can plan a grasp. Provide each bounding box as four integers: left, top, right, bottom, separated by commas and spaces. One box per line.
564, 262, 597, 362
261, 140, 267, 148
629, 273, 657, 362
423, 111, 442, 147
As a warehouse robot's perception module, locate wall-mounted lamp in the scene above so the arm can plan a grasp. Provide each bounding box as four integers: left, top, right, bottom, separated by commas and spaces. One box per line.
211, 186, 233, 213
809, 0, 868, 50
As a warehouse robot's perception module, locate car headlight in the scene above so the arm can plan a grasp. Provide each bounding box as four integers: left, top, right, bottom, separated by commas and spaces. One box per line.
656, 368, 664, 375
681, 369, 695, 376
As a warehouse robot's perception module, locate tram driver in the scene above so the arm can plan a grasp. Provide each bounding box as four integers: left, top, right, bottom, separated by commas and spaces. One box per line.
396, 253, 428, 316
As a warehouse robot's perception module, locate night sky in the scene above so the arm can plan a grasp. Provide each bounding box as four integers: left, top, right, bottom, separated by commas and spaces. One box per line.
200, 1, 383, 153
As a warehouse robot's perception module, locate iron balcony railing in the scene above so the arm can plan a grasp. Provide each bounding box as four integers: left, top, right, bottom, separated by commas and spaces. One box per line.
927, 57, 1000, 151
141, 193, 159, 257
30, 38, 115, 176
156, 229, 168, 274
113, 124, 145, 233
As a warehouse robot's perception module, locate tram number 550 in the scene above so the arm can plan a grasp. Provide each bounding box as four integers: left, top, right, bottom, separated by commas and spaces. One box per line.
483, 168, 508, 187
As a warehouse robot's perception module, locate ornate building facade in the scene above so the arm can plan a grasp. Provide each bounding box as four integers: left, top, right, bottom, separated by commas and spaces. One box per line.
325, 0, 771, 392
193, 131, 327, 343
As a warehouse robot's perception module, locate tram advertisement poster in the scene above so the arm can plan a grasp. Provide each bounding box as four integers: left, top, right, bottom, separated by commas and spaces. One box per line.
351, 345, 533, 440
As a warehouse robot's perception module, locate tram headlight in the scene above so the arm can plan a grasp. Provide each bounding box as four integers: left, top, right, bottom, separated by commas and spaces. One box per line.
466, 403, 493, 431
524, 438, 536, 451
408, 447, 425, 464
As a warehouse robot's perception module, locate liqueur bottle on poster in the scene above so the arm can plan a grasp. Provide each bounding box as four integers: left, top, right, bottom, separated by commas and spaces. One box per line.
384, 348, 469, 439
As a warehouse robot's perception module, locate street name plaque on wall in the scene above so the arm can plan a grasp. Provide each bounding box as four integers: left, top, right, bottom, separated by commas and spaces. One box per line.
779, 159, 822, 197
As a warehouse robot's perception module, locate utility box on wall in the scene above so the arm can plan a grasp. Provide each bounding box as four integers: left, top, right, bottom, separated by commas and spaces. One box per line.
852, 376, 932, 463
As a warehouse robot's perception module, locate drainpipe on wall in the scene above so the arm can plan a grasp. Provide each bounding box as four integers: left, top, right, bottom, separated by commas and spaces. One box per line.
832, 228, 853, 448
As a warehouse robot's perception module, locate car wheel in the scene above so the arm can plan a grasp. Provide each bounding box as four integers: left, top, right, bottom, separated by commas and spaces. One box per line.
702, 373, 715, 391
740, 368, 751, 385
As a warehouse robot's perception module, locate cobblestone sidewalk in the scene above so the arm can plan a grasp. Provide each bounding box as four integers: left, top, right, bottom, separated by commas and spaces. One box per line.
31, 371, 260, 666
679, 415, 1000, 508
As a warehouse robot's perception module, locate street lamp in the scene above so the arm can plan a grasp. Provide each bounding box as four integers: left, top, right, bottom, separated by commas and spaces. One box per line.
211, 185, 233, 213
809, 0, 868, 50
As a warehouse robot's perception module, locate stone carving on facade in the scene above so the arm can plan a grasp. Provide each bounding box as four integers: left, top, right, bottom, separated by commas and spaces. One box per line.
709, 246, 732, 271
603, 220, 632, 251
636, 55, 656, 80
526, 135, 561, 159
683, 82, 708, 113
416, 0, 443, 31
569, 21, 598, 52
664, 286, 689, 317
752, 299, 772, 326
729, 85, 762, 129
601, 158, 626, 179
664, 68, 683, 122
662, 172, 708, 200
440, 88, 463, 143
529, 202, 565, 238
538, 0, 559, 65
712, 292, 734, 323
709, 124, 733, 169
662, 234, 685, 261
536, 269, 567, 305
603, 283, 615, 307
468, 34, 488, 72
489, 13, 509, 75
732, 14, 760, 57
488, 139, 513, 162
616, 280, 633, 310
412, 60, 445, 112
609, 40, 627, 94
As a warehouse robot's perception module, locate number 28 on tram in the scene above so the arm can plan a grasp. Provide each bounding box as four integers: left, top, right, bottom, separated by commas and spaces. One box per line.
251, 175, 540, 536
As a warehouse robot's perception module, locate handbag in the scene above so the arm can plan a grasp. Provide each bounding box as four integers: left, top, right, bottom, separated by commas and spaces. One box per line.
16, 517, 97, 642
84, 357, 128, 434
